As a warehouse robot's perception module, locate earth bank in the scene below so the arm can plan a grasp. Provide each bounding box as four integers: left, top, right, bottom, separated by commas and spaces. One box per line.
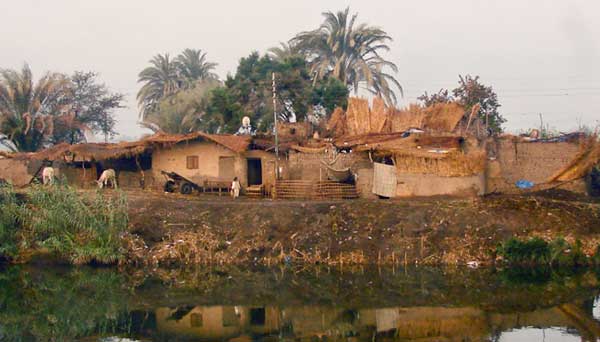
122, 190, 600, 266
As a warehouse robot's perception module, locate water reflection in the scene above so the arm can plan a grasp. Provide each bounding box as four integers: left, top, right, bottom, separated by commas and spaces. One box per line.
150, 304, 600, 341
1, 265, 600, 341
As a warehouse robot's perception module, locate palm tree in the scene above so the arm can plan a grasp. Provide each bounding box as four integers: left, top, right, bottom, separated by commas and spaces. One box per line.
291, 7, 402, 105
0, 64, 70, 151
137, 53, 179, 120
175, 49, 218, 87
268, 42, 301, 61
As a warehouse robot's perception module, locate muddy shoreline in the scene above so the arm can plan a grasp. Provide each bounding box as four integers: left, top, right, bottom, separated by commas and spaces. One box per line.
121, 190, 600, 266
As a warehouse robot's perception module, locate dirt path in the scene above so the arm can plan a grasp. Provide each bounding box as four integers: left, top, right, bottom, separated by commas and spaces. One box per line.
114, 190, 600, 266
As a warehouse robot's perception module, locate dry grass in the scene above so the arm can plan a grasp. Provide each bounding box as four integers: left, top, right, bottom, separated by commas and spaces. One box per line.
390, 102, 465, 133
345, 97, 371, 135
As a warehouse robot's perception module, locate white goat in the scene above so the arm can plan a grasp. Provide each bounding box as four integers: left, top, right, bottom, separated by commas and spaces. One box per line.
97, 169, 117, 189
42, 167, 55, 185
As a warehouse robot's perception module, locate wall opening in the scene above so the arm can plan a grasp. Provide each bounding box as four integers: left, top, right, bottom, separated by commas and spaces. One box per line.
249, 307, 265, 326
247, 158, 262, 185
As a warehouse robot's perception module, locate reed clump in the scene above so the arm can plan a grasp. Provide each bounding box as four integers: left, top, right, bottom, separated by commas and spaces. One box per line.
497, 237, 587, 267
0, 182, 128, 265
0, 184, 20, 260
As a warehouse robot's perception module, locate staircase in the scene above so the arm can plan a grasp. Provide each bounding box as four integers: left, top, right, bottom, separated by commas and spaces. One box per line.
245, 185, 264, 198
273, 180, 359, 200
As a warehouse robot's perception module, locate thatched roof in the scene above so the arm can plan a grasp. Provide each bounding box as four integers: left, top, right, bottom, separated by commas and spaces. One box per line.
390, 102, 465, 132
2, 131, 252, 162
325, 98, 466, 138
142, 131, 251, 153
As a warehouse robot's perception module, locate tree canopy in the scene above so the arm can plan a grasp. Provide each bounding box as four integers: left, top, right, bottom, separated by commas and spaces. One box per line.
0, 65, 123, 151
419, 75, 505, 134
291, 7, 402, 105
137, 49, 218, 120
203, 52, 348, 133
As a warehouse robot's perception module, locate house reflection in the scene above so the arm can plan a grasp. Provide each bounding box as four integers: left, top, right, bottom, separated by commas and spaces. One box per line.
154, 303, 600, 341
156, 306, 280, 340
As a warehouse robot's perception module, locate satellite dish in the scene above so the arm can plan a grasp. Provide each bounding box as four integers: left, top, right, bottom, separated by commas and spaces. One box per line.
242, 116, 250, 128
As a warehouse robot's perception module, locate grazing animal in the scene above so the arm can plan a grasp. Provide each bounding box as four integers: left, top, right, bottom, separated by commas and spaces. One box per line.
42, 167, 55, 185
97, 169, 117, 189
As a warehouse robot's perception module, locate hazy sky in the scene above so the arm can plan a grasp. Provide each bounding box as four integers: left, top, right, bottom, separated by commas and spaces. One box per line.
1, 0, 599, 140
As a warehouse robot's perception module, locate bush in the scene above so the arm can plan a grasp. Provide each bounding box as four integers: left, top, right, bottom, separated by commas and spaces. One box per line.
497, 237, 550, 265
497, 237, 588, 267
0, 183, 129, 265
0, 184, 20, 260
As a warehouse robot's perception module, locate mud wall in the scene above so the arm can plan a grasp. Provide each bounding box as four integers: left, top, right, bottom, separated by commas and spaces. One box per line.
0, 158, 42, 187
287, 151, 374, 198
287, 151, 371, 181
152, 141, 241, 188
152, 142, 279, 189
60, 164, 97, 188
396, 173, 485, 197
487, 139, 586, 193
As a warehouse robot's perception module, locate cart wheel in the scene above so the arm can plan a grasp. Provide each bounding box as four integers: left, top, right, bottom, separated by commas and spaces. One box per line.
180, 182, 193, 195
164, 180, 175, 193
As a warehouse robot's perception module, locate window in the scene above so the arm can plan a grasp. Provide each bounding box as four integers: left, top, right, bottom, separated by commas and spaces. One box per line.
190, 313, 203, 327
186, 156, 199, 169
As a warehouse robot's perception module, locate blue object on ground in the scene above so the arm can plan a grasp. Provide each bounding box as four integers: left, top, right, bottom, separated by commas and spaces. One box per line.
515, 180, 535, 189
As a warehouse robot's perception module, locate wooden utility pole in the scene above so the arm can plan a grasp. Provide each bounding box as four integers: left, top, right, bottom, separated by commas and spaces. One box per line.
272, 72, 279, 179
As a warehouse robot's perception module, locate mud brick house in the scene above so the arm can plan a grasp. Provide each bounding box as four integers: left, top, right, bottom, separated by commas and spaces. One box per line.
0, 97, 597, 198
145, 132, 277, 190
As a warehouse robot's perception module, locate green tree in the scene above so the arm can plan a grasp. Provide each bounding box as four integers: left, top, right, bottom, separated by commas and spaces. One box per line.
418, 75, 505, 134
291, 7, 402, 105
268, 42, 301, 62
55, 71, 124, 143
136, 53, 180, 119
143, 80, 220, 134
137, 49, 218, 121
0, 64, 70, 152
453, 75, 504, 134
206, 52, 348, 133
176, 48, 218, 88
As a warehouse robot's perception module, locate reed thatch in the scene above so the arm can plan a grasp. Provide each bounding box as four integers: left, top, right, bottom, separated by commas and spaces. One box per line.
390, 102, 465, 132
327, 107, 347, 137
389, 104, 426, 132
345, 97, 371, 135
143, 131, 251, 153
290, 145, 329, 154
370, 97, 390, 133
548, 136, 600, 182
4, 131, 252, 162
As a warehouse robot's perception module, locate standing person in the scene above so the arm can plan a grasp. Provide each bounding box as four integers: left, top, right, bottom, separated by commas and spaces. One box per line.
231, 177, 241, 199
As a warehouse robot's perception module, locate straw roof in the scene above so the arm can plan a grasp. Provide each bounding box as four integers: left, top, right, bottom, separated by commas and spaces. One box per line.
142, 131, 251, 153
2, 131, 252, 162
390, 102, 465, 132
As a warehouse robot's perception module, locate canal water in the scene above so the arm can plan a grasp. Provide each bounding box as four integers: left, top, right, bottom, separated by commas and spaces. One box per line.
1, 265, 600, 341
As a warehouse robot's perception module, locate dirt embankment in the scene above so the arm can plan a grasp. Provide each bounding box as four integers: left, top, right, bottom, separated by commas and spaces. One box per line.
122, 191, 600, 267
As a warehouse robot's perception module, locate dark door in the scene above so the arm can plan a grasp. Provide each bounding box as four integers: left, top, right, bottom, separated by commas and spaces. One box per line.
247, 159, 262, 186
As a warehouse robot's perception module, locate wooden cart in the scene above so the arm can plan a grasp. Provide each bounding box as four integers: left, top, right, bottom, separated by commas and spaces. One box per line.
160, 170, 202, 195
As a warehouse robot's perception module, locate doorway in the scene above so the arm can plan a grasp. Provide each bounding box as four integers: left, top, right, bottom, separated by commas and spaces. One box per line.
247, 158, 262, 186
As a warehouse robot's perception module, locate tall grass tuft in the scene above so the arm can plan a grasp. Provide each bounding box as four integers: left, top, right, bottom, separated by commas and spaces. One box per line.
497, 237, 587, 267
15, 183, 128, 265
0, 184, 20, 260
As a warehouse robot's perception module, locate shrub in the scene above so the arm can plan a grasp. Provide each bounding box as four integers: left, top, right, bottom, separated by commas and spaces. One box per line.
497, 237, 550, 265
0, 184, 20, 260
497, 237, 588, 267
16, 183, 128, 265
